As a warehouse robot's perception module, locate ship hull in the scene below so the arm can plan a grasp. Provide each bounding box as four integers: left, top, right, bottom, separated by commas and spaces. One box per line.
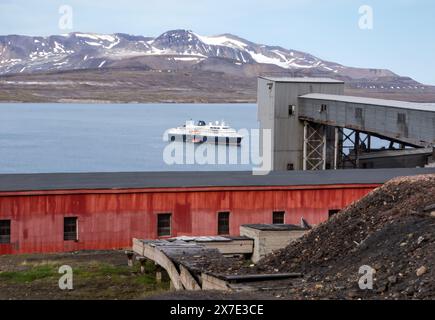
168, 133, 242, 146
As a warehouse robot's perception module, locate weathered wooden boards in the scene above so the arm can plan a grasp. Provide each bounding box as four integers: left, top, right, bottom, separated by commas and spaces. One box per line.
133, 238, 230, 291
171, 236, 254, 255
131, 225, 309, 291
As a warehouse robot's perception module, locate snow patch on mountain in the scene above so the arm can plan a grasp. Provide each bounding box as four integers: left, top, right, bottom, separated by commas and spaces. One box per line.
195, 33, 247, 50
247, 50, 289, 68
172, 57, 205, 62
75, 33, 117, 42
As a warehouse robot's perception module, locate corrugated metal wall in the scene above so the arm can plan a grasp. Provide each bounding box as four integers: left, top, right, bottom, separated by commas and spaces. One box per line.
0, 185, 376, 254
298, 97, 435, 147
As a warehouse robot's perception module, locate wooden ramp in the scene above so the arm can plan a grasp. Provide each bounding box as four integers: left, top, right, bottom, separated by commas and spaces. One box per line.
133, 238, 231, 290
132, 238, 302, 291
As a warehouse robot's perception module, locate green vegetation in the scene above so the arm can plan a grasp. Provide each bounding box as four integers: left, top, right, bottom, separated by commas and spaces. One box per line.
0, 265, 56, 283
0, 253, 170, 299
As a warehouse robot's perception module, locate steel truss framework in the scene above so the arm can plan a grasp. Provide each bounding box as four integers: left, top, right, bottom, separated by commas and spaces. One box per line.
303, 121, 417, 170
336, 128, 370, 169
303, 122, 326, 170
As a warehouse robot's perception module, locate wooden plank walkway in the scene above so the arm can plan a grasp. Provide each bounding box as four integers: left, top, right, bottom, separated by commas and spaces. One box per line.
132, 238, 302, 292
133, 238, 229, 290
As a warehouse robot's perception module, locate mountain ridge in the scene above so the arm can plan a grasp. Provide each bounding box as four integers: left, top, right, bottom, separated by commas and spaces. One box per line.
2, 29, 434, 104
0, 28, 421, 89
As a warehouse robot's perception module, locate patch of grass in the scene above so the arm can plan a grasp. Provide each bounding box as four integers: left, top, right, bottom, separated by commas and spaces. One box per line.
20, 259, 61, 267
0, 254, 169, 297
72, 263, 135, 282
242, 259, 255, 267
141, 261, 158, 274
97, 264, 131, 276
72, 268, 94, 279
0, 251, 175, 299
135, 274, 158, 285
0, 265, 56, 283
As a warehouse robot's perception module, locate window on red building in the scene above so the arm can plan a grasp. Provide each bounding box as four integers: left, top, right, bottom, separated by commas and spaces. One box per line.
64, 217, 78, 241
328, 209, 340, 219
157, 213, 172, 237
0, 220, 11, 244
273, 211, 285, 224
218, 212, 230, 235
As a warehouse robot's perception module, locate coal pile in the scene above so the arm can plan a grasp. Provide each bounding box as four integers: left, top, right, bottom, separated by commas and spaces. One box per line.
250, 174, 435, 299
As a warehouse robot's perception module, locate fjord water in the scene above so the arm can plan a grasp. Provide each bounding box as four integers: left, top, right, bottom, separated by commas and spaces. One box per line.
0, 103, 258, 173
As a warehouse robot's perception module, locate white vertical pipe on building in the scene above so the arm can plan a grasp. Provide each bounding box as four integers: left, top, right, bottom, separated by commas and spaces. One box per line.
303, 121, 308, 170
322, 126, 327, 170
334, 127, 339, 170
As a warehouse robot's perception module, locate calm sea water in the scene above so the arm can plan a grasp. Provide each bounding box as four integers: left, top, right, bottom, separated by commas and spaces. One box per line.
0, 103, 259, 173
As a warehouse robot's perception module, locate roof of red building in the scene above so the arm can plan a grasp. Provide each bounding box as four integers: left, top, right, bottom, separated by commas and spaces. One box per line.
0, 168, 434, 192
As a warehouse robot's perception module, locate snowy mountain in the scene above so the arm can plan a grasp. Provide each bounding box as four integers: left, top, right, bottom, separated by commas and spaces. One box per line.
0, 29, 423, 87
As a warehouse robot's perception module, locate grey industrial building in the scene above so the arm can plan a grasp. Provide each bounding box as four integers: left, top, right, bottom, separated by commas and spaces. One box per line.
257, 77, 435, 171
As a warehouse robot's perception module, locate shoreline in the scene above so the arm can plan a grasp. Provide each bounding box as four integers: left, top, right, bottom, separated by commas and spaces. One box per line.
0, 99, 258, 104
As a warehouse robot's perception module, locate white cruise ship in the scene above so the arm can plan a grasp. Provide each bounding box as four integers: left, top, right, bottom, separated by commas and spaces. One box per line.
167, 120, 243, 145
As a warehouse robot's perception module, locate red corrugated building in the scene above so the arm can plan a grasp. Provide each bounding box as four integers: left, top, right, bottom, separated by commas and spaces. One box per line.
1, 169, 433, 254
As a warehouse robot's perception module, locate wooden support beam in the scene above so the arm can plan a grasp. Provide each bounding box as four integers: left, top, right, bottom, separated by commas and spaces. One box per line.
180, 265, 201, 290
156, 273, 162, 283
125, 250, 134, 267
132, 239, 184, 290
201, 273, 230, 291
132, 238, 144, 256
136, 256, 148, 274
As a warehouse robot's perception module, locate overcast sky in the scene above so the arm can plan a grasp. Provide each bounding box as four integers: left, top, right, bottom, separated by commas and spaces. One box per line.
1, 0, 434, 85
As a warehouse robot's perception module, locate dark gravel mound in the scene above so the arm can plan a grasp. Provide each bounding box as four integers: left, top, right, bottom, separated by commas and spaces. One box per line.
250, 174, 435, 299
